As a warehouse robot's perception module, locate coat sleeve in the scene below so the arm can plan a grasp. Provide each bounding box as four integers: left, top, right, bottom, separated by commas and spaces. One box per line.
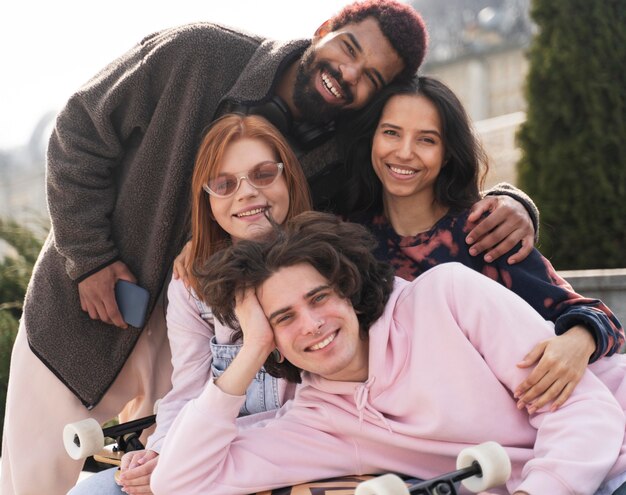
151, 382, 355, 495
46, 35, 156, 280
443, 263, 625, 494
145, 278, 215, 453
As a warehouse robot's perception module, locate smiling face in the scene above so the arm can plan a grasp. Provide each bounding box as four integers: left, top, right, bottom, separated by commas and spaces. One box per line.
209, 137, 289, 243
371, 93, 446, 205
258, 263, 368, 383
292, 17, 404, 123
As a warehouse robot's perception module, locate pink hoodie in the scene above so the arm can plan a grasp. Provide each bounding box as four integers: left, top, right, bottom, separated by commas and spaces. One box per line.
152, 263, 626, 494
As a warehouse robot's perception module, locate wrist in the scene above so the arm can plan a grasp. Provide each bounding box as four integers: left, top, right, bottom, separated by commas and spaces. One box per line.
214, 343, 271, 396
567, 324, 596, 356
239, 341, 273, 365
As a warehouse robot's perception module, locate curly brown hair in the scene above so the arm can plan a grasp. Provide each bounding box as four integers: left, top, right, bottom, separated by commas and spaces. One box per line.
195, 211, 395, 383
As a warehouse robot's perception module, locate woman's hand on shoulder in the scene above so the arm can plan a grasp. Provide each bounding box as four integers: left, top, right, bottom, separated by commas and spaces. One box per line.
514, 325, 595, 413
172, 240, 192, 288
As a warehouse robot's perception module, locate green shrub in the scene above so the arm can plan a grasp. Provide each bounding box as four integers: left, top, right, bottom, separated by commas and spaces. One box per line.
517, 0, 626, 269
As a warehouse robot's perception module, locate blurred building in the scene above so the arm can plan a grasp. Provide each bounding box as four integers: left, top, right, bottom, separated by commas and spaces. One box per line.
411, 0, 533, 187
0, 111, 55, 225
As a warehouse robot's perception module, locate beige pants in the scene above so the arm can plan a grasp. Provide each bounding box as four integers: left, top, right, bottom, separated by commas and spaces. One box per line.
0, 296, 172, 495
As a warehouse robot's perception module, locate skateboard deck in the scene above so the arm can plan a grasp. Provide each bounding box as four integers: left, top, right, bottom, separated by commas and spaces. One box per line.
92, 445, 124, 466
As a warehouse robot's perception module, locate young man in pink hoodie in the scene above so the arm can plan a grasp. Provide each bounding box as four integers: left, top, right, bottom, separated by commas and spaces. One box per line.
150, 211, 626, 495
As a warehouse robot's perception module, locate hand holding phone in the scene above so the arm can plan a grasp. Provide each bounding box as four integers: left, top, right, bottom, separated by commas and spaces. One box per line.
115, 280, 150, 328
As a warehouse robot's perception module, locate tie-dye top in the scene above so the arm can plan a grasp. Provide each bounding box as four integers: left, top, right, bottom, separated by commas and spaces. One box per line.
361, 208, 624, 362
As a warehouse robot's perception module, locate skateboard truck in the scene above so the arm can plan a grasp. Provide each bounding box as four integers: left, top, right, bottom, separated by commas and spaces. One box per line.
355, 442, 511, 495
99, 415, 156, 454
64, 414, 156, 463
401, 460, 484, 494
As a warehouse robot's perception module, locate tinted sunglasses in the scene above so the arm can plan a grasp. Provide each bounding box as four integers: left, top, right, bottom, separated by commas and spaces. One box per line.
203, 162, 284, 198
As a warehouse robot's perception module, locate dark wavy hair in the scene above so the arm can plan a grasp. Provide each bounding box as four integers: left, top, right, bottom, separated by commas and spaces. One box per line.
337, 76, 488, 216
328, 0, 428, 82
195, 211, 395, 383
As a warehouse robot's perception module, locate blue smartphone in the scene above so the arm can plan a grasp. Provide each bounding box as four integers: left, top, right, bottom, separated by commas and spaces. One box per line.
114, 280, 150, 328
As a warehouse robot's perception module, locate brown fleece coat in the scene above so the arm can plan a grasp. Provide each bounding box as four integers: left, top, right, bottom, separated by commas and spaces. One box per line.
24, 23, 343, 407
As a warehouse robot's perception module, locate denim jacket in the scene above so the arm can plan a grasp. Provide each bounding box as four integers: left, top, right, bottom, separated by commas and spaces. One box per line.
193, 298, 284, 415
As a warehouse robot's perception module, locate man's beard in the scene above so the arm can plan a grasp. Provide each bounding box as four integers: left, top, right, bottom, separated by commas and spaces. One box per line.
292, 46, 354, 124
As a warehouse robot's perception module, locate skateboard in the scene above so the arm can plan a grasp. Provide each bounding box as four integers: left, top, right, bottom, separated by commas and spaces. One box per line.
64, 413, 510, 495
254, 442, 510, 495
63, 414, 156, 465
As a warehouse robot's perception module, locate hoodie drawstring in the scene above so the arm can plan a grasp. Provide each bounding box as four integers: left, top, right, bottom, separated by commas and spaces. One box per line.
354, 376, 393, 434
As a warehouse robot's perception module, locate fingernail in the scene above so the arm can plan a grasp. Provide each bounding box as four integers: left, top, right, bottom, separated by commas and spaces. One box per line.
466, 237, 474, 244
469, 248, 477, 256
517, 401, 524, 409
484, 255, 493, 263
509, 258, 517, 265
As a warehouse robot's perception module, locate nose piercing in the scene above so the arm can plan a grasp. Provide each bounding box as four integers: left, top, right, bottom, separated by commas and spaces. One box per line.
314, 320, 324, 335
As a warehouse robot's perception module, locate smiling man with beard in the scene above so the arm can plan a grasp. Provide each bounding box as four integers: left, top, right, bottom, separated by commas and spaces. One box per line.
1, 2, 538, 494
290, 17, 402, 123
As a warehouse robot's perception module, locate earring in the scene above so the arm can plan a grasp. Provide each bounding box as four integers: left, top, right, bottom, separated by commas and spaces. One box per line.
272, 348, 285, 364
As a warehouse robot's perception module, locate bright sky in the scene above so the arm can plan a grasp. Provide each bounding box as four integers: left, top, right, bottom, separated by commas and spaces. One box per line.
0, 0, 378, 150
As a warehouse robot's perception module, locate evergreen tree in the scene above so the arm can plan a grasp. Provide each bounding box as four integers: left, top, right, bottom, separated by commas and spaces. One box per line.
518, 0, 626, 269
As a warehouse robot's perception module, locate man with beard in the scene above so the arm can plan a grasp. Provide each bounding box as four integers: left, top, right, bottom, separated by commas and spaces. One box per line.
1, 1, 537, 494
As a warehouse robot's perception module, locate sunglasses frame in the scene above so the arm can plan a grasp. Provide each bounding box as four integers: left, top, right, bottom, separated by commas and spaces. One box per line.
203, 162, 284, 198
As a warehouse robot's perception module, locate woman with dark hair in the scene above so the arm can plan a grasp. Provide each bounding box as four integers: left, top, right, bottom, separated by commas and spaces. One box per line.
338, 77, 485, 216
69, 113, 312, 494
337, 76, 623, 414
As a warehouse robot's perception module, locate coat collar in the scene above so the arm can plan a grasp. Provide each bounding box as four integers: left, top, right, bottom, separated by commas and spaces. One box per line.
217, 38, 310, 112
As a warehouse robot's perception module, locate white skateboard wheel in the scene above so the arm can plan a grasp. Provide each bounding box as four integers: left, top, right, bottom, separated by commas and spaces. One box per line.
456, 441, 511, 492
63, 418, 105, 460
355, 474, 410, 495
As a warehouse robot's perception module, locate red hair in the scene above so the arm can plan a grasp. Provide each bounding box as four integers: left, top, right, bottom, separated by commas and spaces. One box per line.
188, 114, 312, 296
